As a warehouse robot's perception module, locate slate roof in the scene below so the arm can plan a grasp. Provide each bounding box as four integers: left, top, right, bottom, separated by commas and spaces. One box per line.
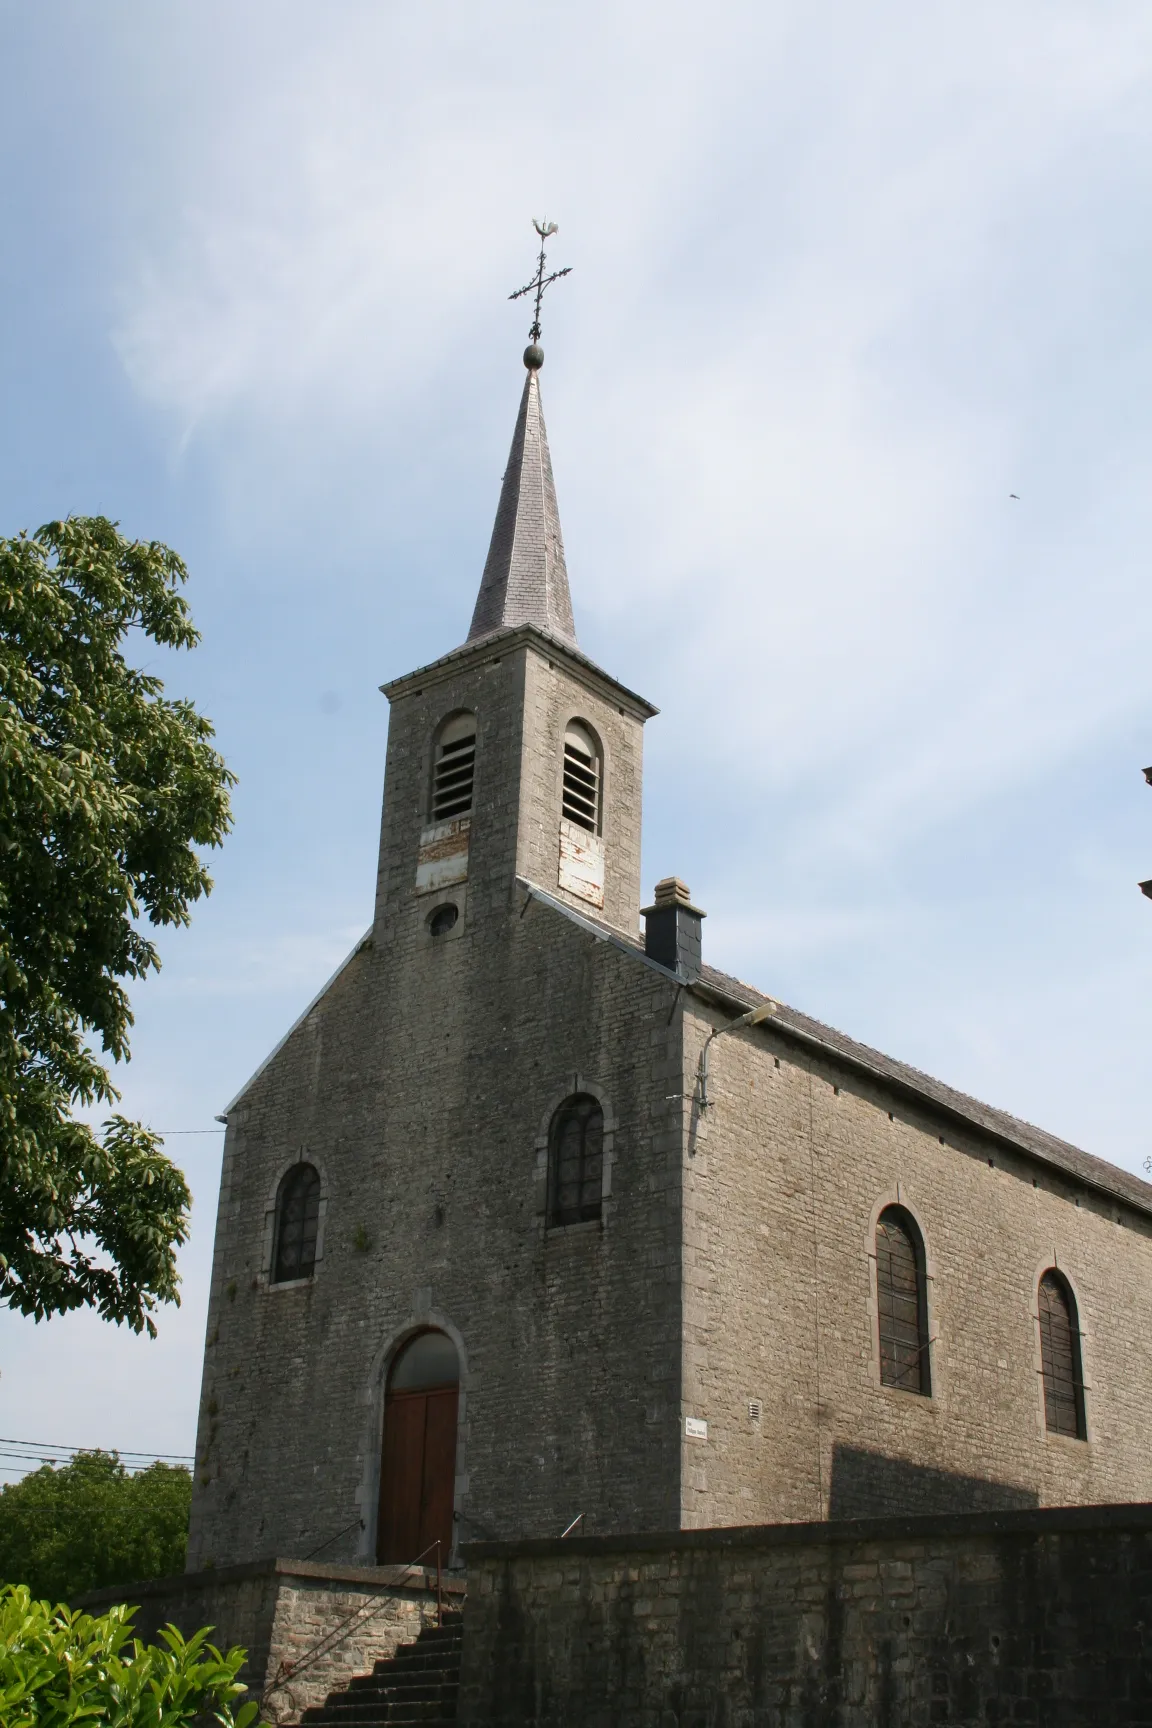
517, 879, 1152, 1220
693, 962, 1152, 1214
467, 366, 577, 646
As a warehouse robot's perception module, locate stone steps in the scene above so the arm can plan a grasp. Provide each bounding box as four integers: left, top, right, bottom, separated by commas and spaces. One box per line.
299, 1618, 462, 1728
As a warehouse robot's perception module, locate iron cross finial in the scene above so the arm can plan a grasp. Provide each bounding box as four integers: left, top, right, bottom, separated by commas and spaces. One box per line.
510, 219, 572, 363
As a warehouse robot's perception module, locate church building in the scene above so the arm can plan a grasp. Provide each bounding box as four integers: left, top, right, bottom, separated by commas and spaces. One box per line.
187, 341, 1152, 1578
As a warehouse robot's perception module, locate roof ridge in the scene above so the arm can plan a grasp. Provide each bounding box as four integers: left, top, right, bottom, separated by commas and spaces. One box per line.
695, 961, 1152, 1215
513, 886, 1152, 1218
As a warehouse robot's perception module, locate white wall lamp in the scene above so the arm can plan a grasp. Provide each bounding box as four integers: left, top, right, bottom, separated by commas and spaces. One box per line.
697, 1000, 779, 1110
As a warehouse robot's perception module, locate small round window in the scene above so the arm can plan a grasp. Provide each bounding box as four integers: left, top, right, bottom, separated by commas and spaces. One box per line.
428, 903, 459, 937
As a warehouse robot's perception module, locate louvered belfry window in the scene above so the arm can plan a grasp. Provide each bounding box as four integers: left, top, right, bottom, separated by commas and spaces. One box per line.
1039, 1270, 1086, 1439
431, 714, 476, 822
272, 1162, 321, 1283
561, 722, 600, 834
876, 1206, 931, 1395
547, 1094, 604, 1227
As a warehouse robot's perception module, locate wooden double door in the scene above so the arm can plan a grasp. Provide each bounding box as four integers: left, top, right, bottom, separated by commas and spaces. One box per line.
376, 1380, 458, 1564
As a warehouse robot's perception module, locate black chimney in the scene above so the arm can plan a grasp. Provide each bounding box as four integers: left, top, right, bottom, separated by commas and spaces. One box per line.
643, 877, 705, 980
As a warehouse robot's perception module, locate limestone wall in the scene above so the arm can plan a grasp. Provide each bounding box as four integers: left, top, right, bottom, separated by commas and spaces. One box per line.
79, 1559, 459, 1723
678, 997, 1152, 1527
187, 633, 682, 1573
185, 618, 1152, 1577
460, 1505, 1152, 1726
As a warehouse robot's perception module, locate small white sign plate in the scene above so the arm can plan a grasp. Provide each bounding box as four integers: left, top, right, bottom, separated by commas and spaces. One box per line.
684, 1416, 708, 1440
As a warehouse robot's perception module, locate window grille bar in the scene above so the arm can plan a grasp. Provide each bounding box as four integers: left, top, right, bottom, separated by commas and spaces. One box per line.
432, 731, 476, 821
560, 728, 602, 835
436, 761, 474, 787
562, 779, 599, 832
433, 781, 473, 800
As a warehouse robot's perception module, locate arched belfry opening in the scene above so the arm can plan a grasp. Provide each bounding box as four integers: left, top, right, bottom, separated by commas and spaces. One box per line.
376, 1330, 459, 1565
561, 721, 601, 834
430, 712, 476, 823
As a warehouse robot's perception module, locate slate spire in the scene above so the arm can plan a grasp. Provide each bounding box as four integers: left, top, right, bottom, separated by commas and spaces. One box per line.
467, 353, 577, 646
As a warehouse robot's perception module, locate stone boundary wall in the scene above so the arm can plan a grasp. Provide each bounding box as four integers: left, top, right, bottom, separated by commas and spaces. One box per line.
80, 1558, 464, 1721
460, 1503, 1152, 1726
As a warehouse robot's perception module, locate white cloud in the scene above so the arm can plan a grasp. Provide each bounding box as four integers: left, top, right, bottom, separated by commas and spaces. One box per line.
110, 2, 1152, 868
86, 0, 1152, 1103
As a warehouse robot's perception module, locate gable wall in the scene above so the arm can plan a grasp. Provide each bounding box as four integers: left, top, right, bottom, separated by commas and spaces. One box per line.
677, 998, 1152, 1528
187, 893, 686, 1573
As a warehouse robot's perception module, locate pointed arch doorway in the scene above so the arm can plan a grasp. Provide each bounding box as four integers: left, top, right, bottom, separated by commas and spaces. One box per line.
376, 1330, 459, 1564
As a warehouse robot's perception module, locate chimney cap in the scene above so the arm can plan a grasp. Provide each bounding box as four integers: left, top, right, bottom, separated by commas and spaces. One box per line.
644, 877, 706, 917
654, 876, 691, 906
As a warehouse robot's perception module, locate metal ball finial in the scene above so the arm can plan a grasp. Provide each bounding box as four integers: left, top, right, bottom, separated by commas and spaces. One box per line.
523, 343, 544, 370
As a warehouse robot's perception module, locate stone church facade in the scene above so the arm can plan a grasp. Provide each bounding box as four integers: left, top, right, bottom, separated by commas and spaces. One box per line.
187, 348, 1152, 1578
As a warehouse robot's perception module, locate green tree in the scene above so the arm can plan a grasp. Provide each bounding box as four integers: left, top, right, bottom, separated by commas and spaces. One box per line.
0, 516, 234, 1334
0, 1584, 257, 1728
0, 1453, 191, 1604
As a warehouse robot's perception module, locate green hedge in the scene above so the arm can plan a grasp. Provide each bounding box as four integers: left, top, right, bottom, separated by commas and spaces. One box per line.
0, 1585, 258, 1728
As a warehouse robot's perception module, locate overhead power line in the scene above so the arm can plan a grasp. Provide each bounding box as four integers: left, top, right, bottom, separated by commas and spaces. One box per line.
0, 1435, 194, 1471
0, 1435, 193, 1459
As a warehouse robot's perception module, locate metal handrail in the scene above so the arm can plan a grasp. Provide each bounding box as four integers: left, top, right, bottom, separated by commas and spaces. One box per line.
260, 1536, 451, 1716
403, 1538, 444, 1628
302, 1516, 364, 1561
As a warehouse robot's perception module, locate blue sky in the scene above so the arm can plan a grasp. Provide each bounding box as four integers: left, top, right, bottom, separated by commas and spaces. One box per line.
2, 0, 1152, 1475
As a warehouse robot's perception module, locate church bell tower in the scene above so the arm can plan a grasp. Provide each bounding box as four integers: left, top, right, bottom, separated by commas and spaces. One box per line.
188, 305, 679, 1583
373, 344, 657, 945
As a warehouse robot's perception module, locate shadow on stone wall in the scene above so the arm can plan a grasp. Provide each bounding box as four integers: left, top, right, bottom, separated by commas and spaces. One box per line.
827, 1443, 1038, 1519
461, 1503, 1152, 1726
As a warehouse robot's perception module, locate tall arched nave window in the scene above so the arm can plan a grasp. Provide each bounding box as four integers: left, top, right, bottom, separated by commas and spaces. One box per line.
272, 1162, 321, 1284
547, 1094, 604, 1227
1038, 1269, 1086, 1440
875, 1206, 931, 1396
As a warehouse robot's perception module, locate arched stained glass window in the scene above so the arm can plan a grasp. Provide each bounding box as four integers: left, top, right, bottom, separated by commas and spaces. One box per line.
272, 1162, 321, 1283
876, 1206, 931, 1396
1039, 1270, 1086, 1439
547, 1094, 604, 1227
